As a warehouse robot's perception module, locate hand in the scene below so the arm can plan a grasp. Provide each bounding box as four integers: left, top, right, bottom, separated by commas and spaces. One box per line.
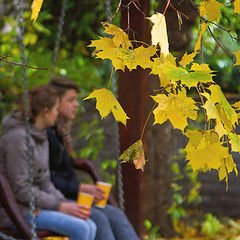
59, 202, 90, 220
79, 184, 105, 201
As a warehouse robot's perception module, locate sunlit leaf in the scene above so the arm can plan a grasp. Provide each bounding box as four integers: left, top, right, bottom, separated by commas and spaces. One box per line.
119, 139, 146, 171
233, 49, 240, 66
164, 63, 215, 88
31, 0, 44, 22
229, 132, 240, 153
148, 12, 169, 57
84, 88, 129, 125
103, 23, 132, 49
152, 89, 198, 131
199, 0, 223, 22
185, 129, 231, 172
234, 0, 240, 13
208, 85, 238, 127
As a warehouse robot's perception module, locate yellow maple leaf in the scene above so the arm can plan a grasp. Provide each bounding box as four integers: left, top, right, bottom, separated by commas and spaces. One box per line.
185, 129, 229, 171
103, 23, 132, 49
208, 85, 238, 127
148, 12, 169, 57
199, 0, 223, 22
233, 101, 240, 110
164, 63, 215, 88
233, 49, 240, 66
120, 45, 157, 70
218, 155, 237, 188
151, 90, 198, 131
179, 52, 198, 67
194, 23, 209, 52
234, 0, 240, 13
151, 53, 177, 87
232, 101, 240, 119
228, 132, 240, 153
84, 88, 129, 125
89, 37, 114, 51
31, 0, 44, 22
119, 139, 146, 171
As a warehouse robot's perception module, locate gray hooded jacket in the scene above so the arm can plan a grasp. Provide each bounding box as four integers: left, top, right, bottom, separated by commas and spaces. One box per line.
0, 111, 66, 228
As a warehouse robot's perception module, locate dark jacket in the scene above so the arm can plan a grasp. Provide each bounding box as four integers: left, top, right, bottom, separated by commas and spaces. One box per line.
47, 126, 79, 200
0, 112, 66, 228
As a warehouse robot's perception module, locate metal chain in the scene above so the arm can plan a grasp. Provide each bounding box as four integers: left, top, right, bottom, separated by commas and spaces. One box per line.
50, 0, 68, 79
18, 1, 37, 240
0, 232, 22, 240
105, 0, 125, 211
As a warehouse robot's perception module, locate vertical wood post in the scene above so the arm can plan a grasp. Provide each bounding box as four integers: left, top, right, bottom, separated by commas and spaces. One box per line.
119, 0, 150, 237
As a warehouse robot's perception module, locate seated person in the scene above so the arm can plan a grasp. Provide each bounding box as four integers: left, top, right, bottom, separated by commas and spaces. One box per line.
47, 77, 139, 240
0, 85, 96, 240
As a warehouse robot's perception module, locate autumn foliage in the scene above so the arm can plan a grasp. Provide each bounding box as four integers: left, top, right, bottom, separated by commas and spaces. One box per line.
31, 0, 240, 185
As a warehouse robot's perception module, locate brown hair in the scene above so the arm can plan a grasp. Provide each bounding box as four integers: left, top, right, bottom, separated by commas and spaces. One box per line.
21, 85, 58, 122
48, 76, 79, 98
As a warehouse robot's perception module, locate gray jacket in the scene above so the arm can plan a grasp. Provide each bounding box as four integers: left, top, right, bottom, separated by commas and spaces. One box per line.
0, 111, 66, 228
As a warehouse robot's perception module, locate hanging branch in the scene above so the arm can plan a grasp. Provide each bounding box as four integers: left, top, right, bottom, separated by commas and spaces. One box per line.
201, 17, 240, 41
105, 0, 122, 23
0, 55, 48, 70
207, 27, 235, 62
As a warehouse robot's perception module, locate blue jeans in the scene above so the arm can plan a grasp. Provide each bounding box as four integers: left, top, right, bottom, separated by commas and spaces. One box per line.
26, 210, 96, 240
90, 205, 139, 240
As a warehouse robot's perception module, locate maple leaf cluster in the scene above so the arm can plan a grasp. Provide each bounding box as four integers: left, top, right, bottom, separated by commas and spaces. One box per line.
30, 1, 240, 182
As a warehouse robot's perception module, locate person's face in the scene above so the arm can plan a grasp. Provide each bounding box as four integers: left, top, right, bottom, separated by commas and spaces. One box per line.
58, 89, 79, 120
44, 99, 59, 126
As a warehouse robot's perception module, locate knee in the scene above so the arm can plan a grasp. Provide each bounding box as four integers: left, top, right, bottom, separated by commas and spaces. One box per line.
91, 208, 110, 225
88, 219, 97, 238
70, 221, 90, 240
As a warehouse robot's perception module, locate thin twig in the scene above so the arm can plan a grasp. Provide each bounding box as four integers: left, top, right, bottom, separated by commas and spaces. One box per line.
163, 0, 171, 15
207, 27, 235, 62
170, 3, 189, 19
0, 55, 48, 70
132, 1, 146, 17
201, 17, 240, 41
105, 0, 122, 23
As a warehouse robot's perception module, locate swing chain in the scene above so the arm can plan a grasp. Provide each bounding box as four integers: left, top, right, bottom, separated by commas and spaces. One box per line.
105, 0, 125, 212
51, 0, 68, 79
18, 1, 37, 240
0, 232, 22, 240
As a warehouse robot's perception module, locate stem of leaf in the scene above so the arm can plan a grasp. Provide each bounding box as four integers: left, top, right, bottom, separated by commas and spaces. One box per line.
108, 66, 114, 89
141, 102, 157, 140
196, 86, 207, 130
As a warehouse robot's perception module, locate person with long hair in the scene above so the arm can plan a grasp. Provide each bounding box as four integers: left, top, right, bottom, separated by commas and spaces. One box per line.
47, 77, 139, 240
0, 85, 96, 240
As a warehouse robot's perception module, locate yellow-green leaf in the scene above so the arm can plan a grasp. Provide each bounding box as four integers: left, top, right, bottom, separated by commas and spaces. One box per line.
152, 90, 198, 131
229, 132, 240, 153
233, 49, 240, 66
148, 12, 169, 57
208, 85, 238, 127
31, 0, 44, 22
234, 0, 240, 13
194, 23, 209, 52
164, 63, 215, 88
119, 139, 146, 171
179, 52, 198, 67
103, 23, 132, 49
218, 155, 237, 189
199, 0, 223, 22
84, 88, 129, 125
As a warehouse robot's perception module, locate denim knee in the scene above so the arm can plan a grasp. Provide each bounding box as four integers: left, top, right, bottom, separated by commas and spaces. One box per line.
69, 220, 90, 240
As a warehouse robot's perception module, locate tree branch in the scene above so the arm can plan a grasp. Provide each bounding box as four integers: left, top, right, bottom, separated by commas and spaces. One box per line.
0, 55, 48, 70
